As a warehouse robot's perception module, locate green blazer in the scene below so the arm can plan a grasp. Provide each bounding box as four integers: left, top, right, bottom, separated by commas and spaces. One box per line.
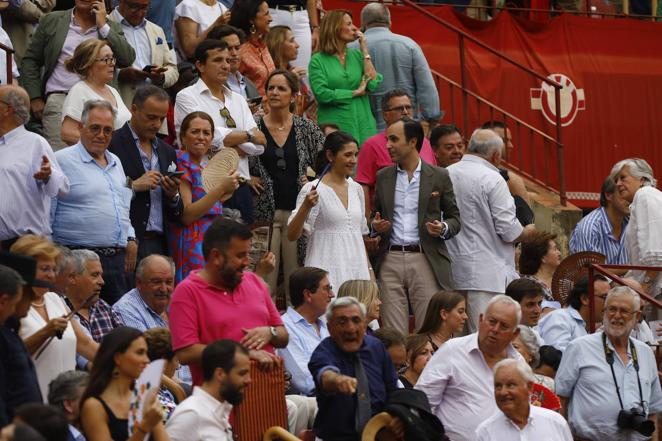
20, 9, 136, 100
373, 160, 461, 290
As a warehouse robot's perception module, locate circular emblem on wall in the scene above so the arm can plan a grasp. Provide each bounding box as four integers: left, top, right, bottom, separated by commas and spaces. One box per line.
530, 73, 585, 127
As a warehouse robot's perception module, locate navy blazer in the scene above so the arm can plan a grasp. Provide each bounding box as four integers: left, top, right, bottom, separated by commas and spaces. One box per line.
108, 123, 183, 246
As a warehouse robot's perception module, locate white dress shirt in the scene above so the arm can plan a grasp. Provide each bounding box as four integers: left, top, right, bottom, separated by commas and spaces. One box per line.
446, 155, 523, 292
556, 331, 662, 441
414, 333, 522, 441
0, 125, 69, 240
166, 386, 234, 441
390, 160, 421, 245
174, 78, 264, 179
475, 405, 573, 441
537, 306, 587, 352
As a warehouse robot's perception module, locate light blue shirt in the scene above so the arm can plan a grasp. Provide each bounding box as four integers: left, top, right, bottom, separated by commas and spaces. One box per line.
556, 331, 662, 441
226, 71, 247, 98
277, 307, 329, 396
52, 143, 135, 247
391, 160, 421, 246
128, 124, 163, 233
111, 9, 152, 70
537, 306, 587, 352
113, 288, 167, 331
569, 206, 629, 265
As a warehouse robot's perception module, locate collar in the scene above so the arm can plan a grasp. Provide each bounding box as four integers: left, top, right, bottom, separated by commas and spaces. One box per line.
286, 306, 326, 330
566, 305, 585, 325
597, 206, 629, 239
246, 38, 266, 49
132, 288, 164, 318
468, 332, 521, 359
71, 9, 98, 29
110, 8, 147, 28
461, 153, 500, 172
603, 330, 633, 357
0, 125, 26, 145
192, 386, 234, 419
193, 78, 232, 102
502, 407, 533, 431
396, 158, 422, 174
364, 27, 390, 35
76, 142, 116, 167
128, 123, 159, 152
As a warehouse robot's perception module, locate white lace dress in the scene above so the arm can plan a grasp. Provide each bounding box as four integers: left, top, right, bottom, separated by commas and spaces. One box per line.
289, 178, 370, 290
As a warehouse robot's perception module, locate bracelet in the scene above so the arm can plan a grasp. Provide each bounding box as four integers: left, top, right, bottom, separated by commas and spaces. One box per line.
364, 54, 371, 60
310, 25, 319, 30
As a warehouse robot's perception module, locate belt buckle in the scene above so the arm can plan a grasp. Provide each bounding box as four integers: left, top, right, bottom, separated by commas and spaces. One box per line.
288, 4, 296, 12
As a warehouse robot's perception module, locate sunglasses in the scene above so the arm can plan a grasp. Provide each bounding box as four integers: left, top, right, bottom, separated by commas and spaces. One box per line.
220, 107, 236, 128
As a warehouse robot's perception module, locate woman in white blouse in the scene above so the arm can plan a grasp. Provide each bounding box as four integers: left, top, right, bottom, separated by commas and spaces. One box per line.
611, 158, 662, 296
10, 235, 98, 400
174, 0, 230, 61
60, 39, 131, 146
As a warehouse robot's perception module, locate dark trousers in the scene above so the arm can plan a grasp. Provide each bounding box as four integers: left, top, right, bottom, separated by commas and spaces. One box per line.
137, 234, 167, 261
98, 252, 128, 305
224, 183, 255, 225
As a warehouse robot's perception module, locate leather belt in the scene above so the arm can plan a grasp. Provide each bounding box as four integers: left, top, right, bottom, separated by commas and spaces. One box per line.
143, 231, 163, 240
46, 91, 68, 98
68, 245, 125, 256
388, 244, 422, 253
274, 4, 306, 11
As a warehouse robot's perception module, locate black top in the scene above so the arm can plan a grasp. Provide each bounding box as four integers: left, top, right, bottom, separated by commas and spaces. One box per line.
399, 375, 414, 389
260, 123, 300, 211
0, 318, 42, 425
97, 397, 129, 441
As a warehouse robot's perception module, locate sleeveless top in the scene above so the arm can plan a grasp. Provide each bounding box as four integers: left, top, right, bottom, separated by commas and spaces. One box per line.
97, 397, 129, 441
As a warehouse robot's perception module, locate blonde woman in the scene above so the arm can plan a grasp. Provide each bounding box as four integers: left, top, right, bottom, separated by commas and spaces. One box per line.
10, 235, 98, 399
60, 39, 131, 145
337, 279, 382, 334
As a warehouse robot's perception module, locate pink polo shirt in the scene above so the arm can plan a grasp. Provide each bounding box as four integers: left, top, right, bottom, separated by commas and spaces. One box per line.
355, 131, 437, 209
170, 270, 283, 385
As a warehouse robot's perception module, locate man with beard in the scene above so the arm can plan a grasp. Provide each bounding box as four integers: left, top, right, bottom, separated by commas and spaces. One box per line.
556, 286, 662, 441
170, 217, 288, 385
166, 340, 251, 441
475, 359, 572, 440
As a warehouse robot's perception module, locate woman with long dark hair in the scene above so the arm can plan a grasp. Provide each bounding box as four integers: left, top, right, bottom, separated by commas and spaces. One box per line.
417, 291, 467, 352
287, 131, 372, 290
80, 327, 168, 441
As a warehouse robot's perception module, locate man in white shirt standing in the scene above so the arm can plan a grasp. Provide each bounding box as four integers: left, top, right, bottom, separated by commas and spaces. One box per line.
446, 129, 536, 332
415, 295, 523, 441
166, 339, 251, 441
475, 358, 573, 441
174, 39, 266, 225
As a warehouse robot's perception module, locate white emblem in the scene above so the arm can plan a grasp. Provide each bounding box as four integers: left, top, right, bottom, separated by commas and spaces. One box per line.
530, 73, 585, 127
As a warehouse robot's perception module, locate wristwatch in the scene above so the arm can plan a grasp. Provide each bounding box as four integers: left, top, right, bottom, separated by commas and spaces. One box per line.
171, 191, 181, 205
269, 326, 278, 341
127, 237, 136, 243
364, 54, 371, 60
246, 130, 254, 143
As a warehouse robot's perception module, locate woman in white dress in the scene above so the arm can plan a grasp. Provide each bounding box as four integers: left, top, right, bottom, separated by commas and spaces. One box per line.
10, 235, 98, 400
611, 158, 662, 297
287, 131, 372, 290
60, 39, 131, 146
174, 0, 230, 61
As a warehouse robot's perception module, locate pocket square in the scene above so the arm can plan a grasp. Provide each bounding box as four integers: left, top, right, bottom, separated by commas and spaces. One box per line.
156, 37, 163, 45
431, 191, 440, 198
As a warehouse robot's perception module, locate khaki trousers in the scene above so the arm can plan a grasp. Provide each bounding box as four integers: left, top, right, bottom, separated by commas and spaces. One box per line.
265, 209, 299, 304
42, 93, 67, 151
378, 250, 441, 335
462, 290, 501, 333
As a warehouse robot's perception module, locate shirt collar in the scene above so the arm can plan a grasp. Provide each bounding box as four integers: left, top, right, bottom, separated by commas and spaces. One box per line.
194, 78, 232, 100
192, 386, 234, 418
0, 125, 26, 145
76, 142, 116, 166
566, 305, 585, 324
286, 306, 326, 330
603, 330, 633, 357
132, 288, 163, 318
396, 158, 422, 174
468, 332, 521, 359
128, 123, 159, 152
462, 153, 500, 172
111, 8, 147, 28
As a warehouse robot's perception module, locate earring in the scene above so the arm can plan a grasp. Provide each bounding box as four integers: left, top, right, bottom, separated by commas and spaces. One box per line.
112, 367, 119, 377
249, 23, 256, 34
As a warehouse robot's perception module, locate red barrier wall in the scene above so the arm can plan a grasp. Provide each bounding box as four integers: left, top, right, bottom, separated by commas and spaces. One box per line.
325, 1, 662, 206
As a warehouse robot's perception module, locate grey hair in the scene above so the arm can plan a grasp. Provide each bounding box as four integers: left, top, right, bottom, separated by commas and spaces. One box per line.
360, 2, 391, 28
610, 158, 657, 188
70, 249, 100, 275
2, 87, 30, 125
516, 325, 540, 368
486, 294, 522, 326
135, 254, 175, 280
493, 358, 536, 383
47, 370, 89, 411
80, 99, 117, 126
55, 246, 74, 275
467, 128, 504, 159
325, 296, 367, 321
606, 285, 641, 312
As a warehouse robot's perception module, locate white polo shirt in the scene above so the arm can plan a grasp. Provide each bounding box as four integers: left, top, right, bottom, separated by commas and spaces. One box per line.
475, 405, 573, 441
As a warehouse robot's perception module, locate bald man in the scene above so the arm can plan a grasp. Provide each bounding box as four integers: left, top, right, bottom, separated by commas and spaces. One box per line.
0, 85, 69, 250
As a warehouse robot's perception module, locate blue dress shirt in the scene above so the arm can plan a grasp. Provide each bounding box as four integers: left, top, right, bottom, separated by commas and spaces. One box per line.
113, 288, 168, 331
537, 306, 587, 352
51, 143, 135, 247
569, 206, 629, 265
277, 307, 329, 396
128, 124, 164, 233
309, 335, 398, 441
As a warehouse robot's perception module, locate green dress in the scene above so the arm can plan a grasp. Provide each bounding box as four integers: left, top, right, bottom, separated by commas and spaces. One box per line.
309, 48, 383, 146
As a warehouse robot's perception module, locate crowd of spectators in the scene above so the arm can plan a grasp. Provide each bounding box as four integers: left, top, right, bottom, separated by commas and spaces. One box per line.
0, 1, 661, 441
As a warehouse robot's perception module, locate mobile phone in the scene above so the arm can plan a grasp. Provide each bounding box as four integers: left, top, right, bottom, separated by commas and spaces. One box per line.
143, 65, 155, 72
248, 96, 263, 106
167, 170, 185, 178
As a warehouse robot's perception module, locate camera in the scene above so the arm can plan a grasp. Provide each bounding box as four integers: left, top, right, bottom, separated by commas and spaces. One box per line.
617, 407, 655, 437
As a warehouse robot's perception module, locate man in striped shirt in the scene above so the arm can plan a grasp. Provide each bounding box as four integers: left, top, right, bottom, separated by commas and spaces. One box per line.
569, 175, 630, 265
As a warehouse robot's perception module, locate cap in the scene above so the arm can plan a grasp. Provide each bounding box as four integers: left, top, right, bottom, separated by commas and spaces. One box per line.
0, 251, 51, 288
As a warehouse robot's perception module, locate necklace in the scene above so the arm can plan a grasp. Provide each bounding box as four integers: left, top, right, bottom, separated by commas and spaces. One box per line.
31, 300, 45, 307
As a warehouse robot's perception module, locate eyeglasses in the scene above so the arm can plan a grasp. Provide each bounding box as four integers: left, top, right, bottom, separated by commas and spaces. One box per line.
606, 306, 634, 318
37, 265, 57, 274
220, 107, 236, 128
275, 147, 286, 171
88, 124, 114, 136
95, 56, 117, 65
385, 104, 413, 113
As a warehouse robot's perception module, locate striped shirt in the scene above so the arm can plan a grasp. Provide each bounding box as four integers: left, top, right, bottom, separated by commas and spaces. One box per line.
569, 207, 629, 264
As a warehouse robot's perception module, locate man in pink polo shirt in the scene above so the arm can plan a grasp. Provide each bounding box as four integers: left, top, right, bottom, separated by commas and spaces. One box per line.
170, 217, 289, 385
356, 89, 438, 213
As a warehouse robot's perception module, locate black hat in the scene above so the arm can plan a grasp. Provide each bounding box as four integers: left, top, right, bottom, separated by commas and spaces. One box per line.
0, 251, 51, 288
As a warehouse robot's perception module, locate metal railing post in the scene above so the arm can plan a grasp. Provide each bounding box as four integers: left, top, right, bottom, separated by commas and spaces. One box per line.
554, 87, 566, 205
588, 265, 596, 332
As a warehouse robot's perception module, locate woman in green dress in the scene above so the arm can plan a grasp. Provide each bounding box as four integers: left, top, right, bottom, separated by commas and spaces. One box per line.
309, 9, 382, 146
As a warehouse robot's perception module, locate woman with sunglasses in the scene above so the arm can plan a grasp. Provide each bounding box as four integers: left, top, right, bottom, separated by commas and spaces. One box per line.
60, 39, 131, 146
287, 131, 372, 291
250, 70, 324, 298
